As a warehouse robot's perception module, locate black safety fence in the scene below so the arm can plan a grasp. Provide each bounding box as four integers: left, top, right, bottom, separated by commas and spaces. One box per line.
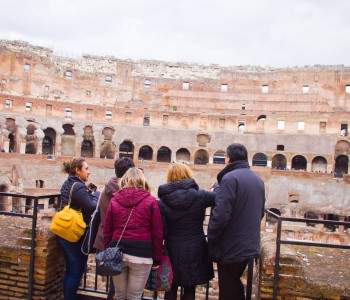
266, 209, 350, 300
0, 192, 257, 300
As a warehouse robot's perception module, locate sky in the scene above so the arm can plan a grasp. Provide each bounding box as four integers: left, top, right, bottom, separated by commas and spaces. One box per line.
0, 0, 349, 68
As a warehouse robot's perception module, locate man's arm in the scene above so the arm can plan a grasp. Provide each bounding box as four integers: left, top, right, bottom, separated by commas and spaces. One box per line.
208, 176, 237, 242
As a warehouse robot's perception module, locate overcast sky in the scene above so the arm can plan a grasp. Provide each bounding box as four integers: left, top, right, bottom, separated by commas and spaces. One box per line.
0, 0, 349, 68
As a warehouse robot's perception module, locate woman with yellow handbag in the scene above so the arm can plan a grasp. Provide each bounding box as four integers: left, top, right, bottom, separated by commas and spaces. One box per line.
56, 158, 99, 300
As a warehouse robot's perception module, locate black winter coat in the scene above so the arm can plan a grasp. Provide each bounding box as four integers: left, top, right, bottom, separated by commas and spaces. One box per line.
208, 161, 265, 264
158, 179, 215, 287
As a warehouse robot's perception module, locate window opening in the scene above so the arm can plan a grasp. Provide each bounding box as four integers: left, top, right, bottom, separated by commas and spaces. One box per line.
221, 84, 228, 92
25, 102, 32, 112
6, 99, 13, 108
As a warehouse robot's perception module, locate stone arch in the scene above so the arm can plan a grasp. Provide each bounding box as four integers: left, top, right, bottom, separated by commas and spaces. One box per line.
194, 149, 209, 165
0, 183, 10, 211
138, 145, 153, 160
61, 124, 76, 156
176, 148, 190, 162
213, 150, 225, 164
335, 155, 349, 175
334, 140, 350, 157
304, 211, 319, 227
81, 140, 93, 158
119, 140, 134, 159
291, 155, 307, 170
252, 152, 267, 167
311, 156, 327, 173
271, 154, 287, 170
42, 128, 56, 155
157, 146, 171, 163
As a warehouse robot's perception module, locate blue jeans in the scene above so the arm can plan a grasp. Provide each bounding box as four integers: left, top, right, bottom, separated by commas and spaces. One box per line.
57, 237, 88, 300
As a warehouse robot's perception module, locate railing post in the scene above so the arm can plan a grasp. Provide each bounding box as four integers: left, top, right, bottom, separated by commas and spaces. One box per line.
272, 217, 282, 300
28, 197, 38, 300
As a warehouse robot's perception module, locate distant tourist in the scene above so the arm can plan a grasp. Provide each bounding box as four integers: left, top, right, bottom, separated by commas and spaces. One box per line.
57, 158, 99, 300
208, 143, 265, 300
158, 163, 216, 300
93, 157, 135, 300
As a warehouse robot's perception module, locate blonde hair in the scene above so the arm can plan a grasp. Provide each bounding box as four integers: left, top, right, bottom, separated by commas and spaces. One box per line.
166, 163, 193, 183
120, 167, 151, 192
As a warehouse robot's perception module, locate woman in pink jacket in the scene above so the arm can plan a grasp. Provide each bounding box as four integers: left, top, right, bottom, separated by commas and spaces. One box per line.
104, 167, 163, 300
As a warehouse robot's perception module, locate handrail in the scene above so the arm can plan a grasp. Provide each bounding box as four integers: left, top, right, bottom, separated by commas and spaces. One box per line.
266, 209, 350, 300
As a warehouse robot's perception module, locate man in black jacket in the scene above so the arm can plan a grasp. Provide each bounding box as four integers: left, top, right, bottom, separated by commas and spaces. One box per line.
208, 143, 265, 300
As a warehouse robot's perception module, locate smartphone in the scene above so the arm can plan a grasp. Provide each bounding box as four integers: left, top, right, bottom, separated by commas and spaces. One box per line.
88, 183, 97, 193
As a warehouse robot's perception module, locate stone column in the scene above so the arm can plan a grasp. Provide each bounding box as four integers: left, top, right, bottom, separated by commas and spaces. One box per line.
93, 125, 103, 159
338, 216, 345, 234
17, 126, 27, 154
35, 129, 45, 155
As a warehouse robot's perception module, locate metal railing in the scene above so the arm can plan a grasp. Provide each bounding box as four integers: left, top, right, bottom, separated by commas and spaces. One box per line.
0, 192, 61, 300
266, 209, 350, 300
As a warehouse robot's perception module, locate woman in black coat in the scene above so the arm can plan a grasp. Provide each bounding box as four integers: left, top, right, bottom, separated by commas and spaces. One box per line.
158, 163, 216, 300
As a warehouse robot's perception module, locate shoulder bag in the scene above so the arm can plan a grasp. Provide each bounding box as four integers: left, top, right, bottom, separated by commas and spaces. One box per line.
50, 182, 87, 242
95, 206, 135, 276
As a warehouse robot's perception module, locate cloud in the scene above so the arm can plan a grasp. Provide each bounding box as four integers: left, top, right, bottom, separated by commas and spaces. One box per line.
0, 0, 349, 67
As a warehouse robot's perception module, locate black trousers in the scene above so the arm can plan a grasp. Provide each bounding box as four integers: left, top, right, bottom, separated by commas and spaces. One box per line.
217, 259, 249, 300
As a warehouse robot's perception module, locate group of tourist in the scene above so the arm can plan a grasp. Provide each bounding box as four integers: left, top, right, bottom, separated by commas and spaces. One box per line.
56, 143, 266, 300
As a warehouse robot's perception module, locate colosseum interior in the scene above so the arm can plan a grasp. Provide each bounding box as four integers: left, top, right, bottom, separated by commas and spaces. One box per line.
0, 39, 349, 299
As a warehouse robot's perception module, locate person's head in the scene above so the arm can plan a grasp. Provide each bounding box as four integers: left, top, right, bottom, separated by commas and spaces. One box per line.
114, 157, 135, 178
120, 167, 151, 192
226, 143, 248, 165
62, 158, 90, 182
166, 163, 193, 183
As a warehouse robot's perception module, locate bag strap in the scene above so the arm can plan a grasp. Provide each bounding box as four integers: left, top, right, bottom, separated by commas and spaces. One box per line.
68, 182, 78, 206
116, 206, 135, 247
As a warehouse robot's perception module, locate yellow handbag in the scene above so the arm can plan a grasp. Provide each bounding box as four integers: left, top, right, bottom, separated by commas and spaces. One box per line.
50, 182, 87, 242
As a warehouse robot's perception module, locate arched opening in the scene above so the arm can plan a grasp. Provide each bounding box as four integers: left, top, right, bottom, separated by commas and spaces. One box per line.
194, 149, 209, 165
311, 156, 327, 173
238, 122, 245, 133
252, 153, 267, 167
42, 128, 56, 154
266, 208, 281, 225
256, 115, 266, 130
138, 145, 153, 160
176, 148, 190, 162
62, 124, 76, 156
100, 141, 116, 159
213, 150, 225, 164
304, 211, 319, 227
81, 140, 93, 158
8, 133, 15, 153
324, 214, 339, 232
119, 140, 134, 159
291, 155, 307, 170
271, 154, 287, 170
157, 146, 171, 163
334, 155, 349, 177
0, 184, 10, 211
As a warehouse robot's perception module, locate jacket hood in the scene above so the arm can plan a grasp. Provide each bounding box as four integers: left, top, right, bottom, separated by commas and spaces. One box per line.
217, 160, 250, 184
114, 188, 151, 208
104, 177, 119, 199
158, 179, 199, 211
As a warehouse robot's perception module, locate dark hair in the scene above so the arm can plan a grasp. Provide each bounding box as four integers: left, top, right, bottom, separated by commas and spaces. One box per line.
62, 158, 86, 176
114, 157, 135, 178
226, 143, 248, 162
